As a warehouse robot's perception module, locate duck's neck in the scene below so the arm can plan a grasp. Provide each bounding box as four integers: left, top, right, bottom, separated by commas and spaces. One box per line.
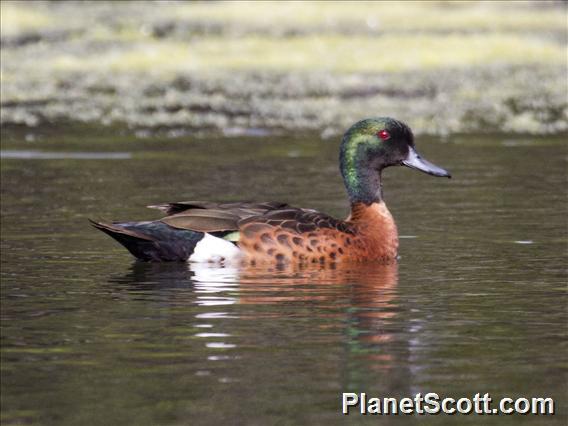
340, 158, 383, 204
347, 202, 399, 260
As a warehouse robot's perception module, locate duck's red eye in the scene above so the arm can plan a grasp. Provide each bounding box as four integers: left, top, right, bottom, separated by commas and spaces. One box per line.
378, 129, 391, 140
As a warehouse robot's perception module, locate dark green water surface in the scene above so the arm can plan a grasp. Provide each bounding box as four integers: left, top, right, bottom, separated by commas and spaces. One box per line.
1, 128, 566, 425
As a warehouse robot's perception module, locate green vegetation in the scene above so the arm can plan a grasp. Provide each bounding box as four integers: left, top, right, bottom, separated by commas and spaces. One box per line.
1, 1, 566, 136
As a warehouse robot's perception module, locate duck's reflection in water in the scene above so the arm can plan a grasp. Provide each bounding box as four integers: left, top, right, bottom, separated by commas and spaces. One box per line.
193, 261, 401, 371
112, 260, 403, 380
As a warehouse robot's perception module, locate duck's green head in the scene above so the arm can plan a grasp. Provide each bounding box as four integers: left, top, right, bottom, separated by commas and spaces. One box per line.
339, 117, 450, 204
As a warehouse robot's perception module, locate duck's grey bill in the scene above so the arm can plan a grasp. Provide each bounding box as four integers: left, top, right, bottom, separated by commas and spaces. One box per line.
402, 146, 451, 178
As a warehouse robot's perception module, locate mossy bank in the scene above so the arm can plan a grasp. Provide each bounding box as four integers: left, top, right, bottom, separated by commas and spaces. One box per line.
1, 1, 566, 137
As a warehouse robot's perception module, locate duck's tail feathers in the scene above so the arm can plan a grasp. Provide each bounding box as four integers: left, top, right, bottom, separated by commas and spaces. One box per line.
89, 219, 204, 262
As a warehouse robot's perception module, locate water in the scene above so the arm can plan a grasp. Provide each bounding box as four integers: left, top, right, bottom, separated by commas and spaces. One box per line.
1, 128, 566, 425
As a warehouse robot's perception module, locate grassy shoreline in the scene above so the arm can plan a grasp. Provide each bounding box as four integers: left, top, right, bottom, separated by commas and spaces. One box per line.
1, 1, 566, 137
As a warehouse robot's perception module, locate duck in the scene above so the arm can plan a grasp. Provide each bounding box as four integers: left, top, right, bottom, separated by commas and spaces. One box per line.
91, 117, 450, 264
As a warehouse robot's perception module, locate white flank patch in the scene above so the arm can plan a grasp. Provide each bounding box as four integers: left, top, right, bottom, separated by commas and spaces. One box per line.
189, 233, 242, 263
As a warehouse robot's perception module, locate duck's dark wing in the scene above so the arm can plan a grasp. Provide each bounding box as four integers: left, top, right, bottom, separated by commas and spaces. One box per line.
149, 201, 291, 233
159, 209, 240, 232
149, 200, 353, 235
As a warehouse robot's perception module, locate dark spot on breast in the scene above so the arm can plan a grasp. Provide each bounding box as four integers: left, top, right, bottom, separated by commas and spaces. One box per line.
319, 256, 325, 263
275, 253, 286, 262
338, 247, 344, 255
292, 237, 303, 246
329, 252, 336, 259
331, 243, 337, 248
344, 225, 356, 235
277, 234, 291, 247
292, 251, 298, 257
242, 224, 267, 238
267, 248, 276, 255
310, 239, 318, 246
261, 233, 274, 244
345, 237, 352, 245
253, 243, 262, 252
307, 246, 313, 252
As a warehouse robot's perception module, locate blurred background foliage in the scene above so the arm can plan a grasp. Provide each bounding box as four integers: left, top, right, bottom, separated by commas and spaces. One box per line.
1, 0, 566, 137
